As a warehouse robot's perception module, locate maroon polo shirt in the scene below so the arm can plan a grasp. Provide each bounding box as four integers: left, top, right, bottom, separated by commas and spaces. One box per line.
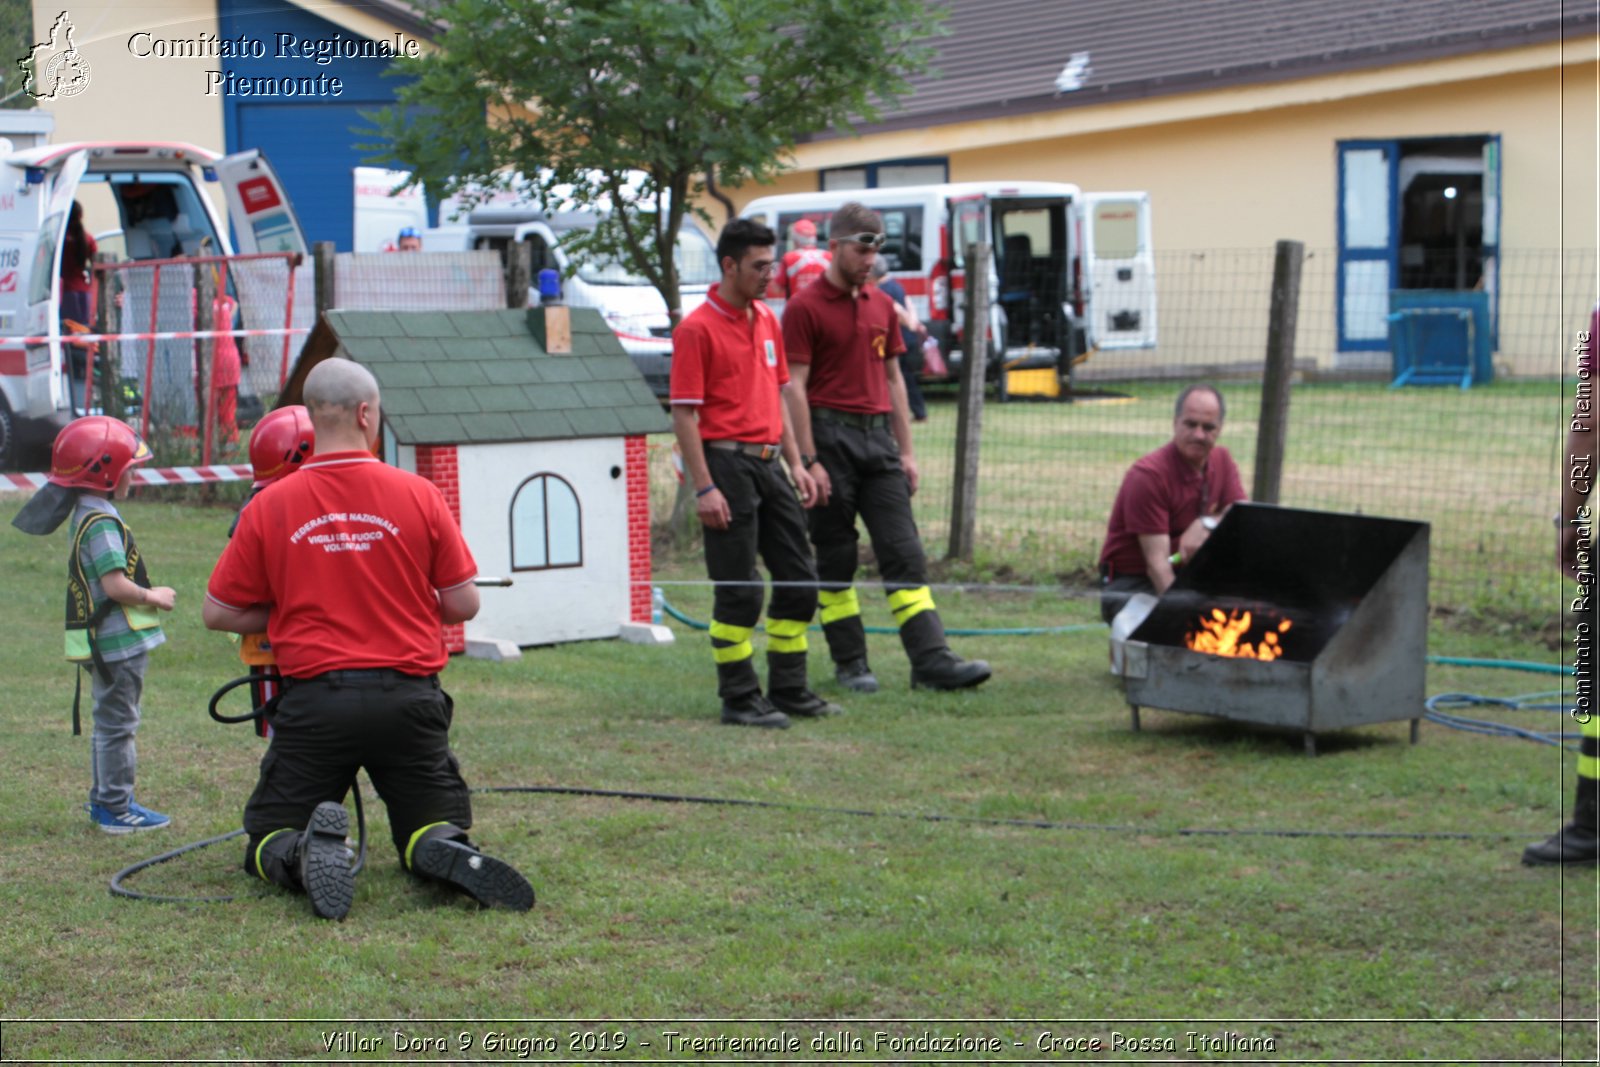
781, 275, 906, 415
669, 287, 789, 443
1099, 441, 1247, 578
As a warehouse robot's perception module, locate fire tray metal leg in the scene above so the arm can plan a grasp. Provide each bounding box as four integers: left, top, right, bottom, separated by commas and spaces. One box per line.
1303, 732, 1318, 757
1129, 704, 1141, 732
1409, 718, 1420, 745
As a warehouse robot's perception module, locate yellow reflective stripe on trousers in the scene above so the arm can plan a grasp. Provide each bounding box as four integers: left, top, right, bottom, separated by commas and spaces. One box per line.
1581, 715, 1600, 779
765, 617, 809, 654
253, 828, 296, 882
709, 620, 754, 664
887, 586, 936, 625
405, 821, 452, 871
818, 588, 861, 625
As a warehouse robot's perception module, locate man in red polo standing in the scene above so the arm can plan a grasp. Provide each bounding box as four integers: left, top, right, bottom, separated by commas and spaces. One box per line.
671, 218, 841, 728
782, 202, 991, 694
203, 357, 533, 919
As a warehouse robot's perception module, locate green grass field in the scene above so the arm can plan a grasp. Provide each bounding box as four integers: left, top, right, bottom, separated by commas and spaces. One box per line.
694, 378, 1562, 624
0, 495, 1592, 1062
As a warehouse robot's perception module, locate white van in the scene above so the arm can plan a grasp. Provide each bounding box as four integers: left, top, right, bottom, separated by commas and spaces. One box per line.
740, 181, 1157, 385
464, 207, 718, 398
0, 140, 305, 467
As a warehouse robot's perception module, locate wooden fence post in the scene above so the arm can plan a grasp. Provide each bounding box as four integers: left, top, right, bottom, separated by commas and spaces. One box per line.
505, 241, 531, 309
1253, 239, 1304, 504
313, 241, 337, 320
947, 241, 990, 561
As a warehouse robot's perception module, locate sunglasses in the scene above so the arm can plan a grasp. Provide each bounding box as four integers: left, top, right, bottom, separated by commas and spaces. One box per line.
834, 232, 887, 249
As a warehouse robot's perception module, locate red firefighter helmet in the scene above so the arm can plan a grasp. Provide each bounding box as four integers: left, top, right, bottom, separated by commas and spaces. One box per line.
248, 405, 315, 486
47, 416, 151, 491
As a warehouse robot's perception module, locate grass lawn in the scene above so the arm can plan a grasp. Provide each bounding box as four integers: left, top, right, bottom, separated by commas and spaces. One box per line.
0, 495, 1592, 1063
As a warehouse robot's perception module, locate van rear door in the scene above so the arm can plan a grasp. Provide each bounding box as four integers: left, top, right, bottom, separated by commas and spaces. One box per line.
216, 150, 307, 255
946, 193, 997, 374
1084, 192, 1157, 349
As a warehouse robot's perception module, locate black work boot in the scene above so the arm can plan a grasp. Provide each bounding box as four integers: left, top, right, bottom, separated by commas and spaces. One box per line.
720, 691, 791, 729
902, 611, 992, 691
1522, 777, 1599, 866
835, 658, 880, 694
298, 801, 356, 920
767, 650, 843, 718
410, 823, 535, 910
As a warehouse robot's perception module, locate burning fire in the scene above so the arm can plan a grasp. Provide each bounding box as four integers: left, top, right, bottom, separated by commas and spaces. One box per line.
1185, 608, 1293, 661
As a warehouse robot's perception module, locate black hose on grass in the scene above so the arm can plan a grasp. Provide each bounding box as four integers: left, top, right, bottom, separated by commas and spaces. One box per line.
115, 637, 1570, 904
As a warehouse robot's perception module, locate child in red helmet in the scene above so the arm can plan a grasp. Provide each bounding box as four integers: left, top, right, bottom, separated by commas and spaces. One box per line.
11, 416, 177, 833
229, 406, 316, 736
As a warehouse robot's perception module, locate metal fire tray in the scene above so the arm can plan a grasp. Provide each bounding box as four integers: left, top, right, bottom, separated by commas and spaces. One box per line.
1120, 503, 1430, 755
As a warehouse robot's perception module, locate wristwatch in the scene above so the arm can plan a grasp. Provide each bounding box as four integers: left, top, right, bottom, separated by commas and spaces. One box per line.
1201, 515, 1219, 532
800, 453, 819, 467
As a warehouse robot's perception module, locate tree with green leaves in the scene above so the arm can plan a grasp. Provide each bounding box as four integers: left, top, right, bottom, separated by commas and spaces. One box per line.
371, 0, 942, 321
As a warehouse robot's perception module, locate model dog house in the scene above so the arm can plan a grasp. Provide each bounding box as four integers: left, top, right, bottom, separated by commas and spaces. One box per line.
283, 307, 670, 653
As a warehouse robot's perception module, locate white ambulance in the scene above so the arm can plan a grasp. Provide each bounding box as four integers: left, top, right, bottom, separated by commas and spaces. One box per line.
740, 182, 1156, 387
0, 140, 305, 467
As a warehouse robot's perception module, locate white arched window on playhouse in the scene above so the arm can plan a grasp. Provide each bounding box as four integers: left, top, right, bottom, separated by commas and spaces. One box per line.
509, 472, 583, 571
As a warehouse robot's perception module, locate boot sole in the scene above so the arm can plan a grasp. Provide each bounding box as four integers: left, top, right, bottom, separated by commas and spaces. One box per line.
720, 712, 792, 728
910, 666, 993, 691
413, 839, 536, 910
302, 802, 354, 921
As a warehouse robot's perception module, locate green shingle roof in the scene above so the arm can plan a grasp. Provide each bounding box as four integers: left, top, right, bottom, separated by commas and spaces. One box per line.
287, 308, 669, 445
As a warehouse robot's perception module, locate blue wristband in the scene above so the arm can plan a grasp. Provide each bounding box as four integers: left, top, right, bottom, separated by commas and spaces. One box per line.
696, 485, 716, 498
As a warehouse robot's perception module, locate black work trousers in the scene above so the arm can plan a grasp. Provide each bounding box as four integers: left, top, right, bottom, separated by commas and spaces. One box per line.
702, 447, 819, 698
242, 669, 473, 866
809, 414, 930, 595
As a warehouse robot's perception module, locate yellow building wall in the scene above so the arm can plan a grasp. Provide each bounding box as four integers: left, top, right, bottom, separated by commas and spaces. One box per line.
726, 47, 1598, 377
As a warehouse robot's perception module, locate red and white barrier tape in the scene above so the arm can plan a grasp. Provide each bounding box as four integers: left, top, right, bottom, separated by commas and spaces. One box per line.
1, 464, 253, 492
0, 327, 308, 346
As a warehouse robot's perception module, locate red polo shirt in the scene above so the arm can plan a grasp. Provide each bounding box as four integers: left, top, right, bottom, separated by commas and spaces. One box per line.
669, 287, 789, 443
782, 275, 906, 415
1099, 441, 1247, 578
206, 451, 477, 677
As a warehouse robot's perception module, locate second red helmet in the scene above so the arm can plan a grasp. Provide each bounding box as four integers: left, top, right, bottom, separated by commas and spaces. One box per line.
248, 405, 315, 487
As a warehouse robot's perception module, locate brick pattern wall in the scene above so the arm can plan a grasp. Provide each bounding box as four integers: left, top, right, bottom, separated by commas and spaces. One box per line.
625, 435, 652, 623
415, 444, 466, 654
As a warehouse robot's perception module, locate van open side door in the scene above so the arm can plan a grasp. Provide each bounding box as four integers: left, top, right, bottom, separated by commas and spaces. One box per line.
1083, 192, 1157, 350
216, 150, 307, 255
946, 193, 999, 376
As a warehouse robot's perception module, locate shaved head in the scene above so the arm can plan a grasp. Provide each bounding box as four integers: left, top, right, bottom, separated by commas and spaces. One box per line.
304, 357, 381, 450
305, 357, 379, 413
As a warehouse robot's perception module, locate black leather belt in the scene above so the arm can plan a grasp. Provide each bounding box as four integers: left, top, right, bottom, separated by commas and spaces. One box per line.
291, 668, 437, 685
706, 440, 781, 460
813, 407, 890, 430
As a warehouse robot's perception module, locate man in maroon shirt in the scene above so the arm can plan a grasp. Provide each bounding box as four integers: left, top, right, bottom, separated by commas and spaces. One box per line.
783, 202, 990, 693
1098, 384, 1247, 622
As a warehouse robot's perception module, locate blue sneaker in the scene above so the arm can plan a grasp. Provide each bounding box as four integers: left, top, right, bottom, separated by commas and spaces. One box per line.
87, 802, 170, 834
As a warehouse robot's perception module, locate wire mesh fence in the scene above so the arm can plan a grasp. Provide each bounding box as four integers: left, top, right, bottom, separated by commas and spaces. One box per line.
645, 243, 1595, 620
894, 245, 1595, 617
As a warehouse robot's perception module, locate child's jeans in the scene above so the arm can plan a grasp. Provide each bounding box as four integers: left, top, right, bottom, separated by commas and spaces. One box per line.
89, 651, 147, 811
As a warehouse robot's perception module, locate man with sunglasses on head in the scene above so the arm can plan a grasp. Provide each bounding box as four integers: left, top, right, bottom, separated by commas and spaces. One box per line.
670, 218, 841, 728
782, 202, 992, 694
1098, 383, 1246, 623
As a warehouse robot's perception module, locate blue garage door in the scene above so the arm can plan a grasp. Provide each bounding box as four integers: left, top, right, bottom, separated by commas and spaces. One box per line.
220, 0, 416, 251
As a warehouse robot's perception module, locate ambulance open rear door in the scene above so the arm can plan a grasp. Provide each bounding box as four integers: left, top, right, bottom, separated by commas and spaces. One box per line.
1083, 192, 1157, 350
216, 150, 308, 255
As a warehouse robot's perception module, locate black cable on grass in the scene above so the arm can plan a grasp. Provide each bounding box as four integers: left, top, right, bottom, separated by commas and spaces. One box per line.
111, 780, 1530, 903
122, 649, 1565, 903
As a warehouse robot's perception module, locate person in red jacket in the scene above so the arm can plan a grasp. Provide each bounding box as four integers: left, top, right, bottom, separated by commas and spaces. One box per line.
779, 219, 830, 299
203, 358, 533, 919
